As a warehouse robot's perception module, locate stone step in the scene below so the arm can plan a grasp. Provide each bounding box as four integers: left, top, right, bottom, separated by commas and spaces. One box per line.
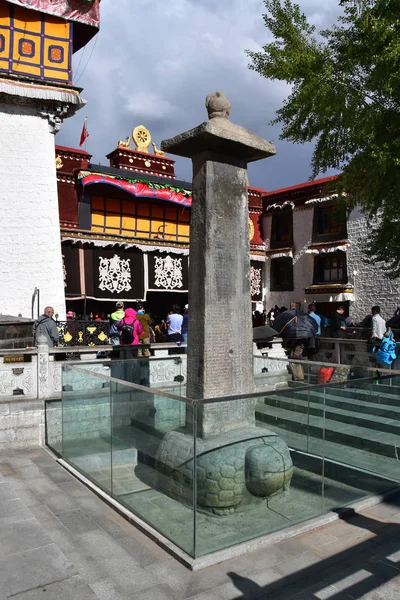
256, 404, 400, 459
262, 393, 400, 436
255, 422, 400, 483
330, 383, 400, 407
286, 389, 400, 420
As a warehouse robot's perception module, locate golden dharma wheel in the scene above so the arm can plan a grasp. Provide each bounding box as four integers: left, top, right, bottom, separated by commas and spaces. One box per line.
248, 217, 255, 241
132, 125, 151, 153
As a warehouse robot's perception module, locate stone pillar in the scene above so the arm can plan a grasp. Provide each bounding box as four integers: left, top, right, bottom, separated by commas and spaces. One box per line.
162, 92, 276, 437
36, 335, 50, 400
155, 94, 294, 514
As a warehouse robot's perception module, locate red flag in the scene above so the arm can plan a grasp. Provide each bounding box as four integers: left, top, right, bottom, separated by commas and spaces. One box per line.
79, 119, 89, 147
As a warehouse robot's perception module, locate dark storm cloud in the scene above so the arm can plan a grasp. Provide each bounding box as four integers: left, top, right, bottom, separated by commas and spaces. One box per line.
57, 0, 342, 191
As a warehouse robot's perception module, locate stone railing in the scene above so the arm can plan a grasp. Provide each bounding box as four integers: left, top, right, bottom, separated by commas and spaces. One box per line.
0, 338, 290, 451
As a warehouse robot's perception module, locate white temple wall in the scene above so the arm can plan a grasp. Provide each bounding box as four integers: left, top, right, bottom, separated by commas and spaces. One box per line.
292, 207, 314, 308
0, 103, 66, 320
347, 207, 400, 323
262, 208, 314, 311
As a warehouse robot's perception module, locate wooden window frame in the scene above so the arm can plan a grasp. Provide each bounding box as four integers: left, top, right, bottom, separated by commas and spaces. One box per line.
270, 257, 294, 291
270, 211, 293, 250
313, 251, 347, 284
90, 196, 190, 242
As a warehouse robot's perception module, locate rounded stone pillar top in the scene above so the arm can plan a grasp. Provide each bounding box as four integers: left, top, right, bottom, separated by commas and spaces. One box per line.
161, 92, 276, 164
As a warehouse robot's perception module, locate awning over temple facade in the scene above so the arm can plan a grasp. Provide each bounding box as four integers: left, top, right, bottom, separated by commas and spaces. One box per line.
79, 173, 192, 208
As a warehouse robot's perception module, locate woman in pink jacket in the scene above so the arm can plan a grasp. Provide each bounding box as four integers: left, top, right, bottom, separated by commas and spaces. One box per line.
118, 308, 143, 345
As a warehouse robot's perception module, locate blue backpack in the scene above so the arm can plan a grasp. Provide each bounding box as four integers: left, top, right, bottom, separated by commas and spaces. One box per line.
376, 333, 397, 365
321, 316, 330, 328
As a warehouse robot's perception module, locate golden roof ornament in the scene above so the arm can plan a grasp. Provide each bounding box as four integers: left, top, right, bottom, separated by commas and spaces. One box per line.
151, 142, 165, 157
132, 125, 152, 153
118, 136, 131, 148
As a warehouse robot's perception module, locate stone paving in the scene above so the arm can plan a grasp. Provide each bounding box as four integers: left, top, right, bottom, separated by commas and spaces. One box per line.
0, 447, 399, 599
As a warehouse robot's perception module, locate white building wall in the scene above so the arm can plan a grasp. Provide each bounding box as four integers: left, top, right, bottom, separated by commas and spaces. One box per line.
0, 103, 66, 320
347, 208, 400, 322
292, 207, 314, 309
263, 207, 314, 311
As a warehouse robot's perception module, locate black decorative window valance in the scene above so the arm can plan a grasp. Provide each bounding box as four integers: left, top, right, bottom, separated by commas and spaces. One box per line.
84, 246, 145, 300
147, 252, 188, 293
250, 261, 263, 301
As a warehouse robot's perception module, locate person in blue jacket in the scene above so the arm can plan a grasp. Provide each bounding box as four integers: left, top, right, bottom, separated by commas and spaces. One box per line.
375, 328, 397, 381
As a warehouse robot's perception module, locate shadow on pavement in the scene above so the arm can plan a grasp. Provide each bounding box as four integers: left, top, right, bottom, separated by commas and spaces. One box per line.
227, 500, 400, 599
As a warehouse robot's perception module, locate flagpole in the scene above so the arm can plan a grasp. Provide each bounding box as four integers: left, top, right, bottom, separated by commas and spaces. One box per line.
84, 116, 88, 152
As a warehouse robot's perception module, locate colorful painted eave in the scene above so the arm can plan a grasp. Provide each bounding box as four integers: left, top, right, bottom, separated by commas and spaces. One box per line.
4, 0, 100, 28
79, 173, 193, 208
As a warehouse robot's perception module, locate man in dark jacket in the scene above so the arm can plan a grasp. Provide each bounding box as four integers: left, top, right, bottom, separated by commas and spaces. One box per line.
331, 305, 347, 338
33, 307, 59, 347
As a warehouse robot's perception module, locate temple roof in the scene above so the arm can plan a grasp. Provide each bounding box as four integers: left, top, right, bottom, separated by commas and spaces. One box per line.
80, 163, 192, 192
264, 175, 339, 201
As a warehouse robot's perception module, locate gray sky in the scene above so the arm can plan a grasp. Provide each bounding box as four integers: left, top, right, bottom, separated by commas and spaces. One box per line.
57, 0, 343, 192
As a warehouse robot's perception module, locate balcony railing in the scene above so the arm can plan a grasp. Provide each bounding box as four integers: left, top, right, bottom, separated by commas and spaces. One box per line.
56, 320, 110, 347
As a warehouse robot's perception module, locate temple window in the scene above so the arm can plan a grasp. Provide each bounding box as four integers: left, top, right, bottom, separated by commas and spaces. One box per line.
315, 205, 346, 236
90, 196, 190, 243
270, 257, 294, 291
270, 211, 293, 249
314, 251, 347, 284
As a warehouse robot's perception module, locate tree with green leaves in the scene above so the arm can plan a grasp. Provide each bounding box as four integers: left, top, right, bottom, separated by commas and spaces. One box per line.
247, 0, 400, 277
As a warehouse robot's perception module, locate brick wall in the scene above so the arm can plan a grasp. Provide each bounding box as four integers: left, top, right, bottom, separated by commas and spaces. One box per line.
0, 102, 66, 320
347, 208, 400, 322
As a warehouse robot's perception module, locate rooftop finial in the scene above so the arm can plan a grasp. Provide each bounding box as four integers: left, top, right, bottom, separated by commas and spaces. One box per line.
205, 91, 231, 120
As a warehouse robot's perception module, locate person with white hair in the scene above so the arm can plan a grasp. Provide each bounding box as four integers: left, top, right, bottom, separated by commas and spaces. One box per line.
33, 306, 59, 347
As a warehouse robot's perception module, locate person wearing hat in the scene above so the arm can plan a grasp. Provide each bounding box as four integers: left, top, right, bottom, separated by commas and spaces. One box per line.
65, 310, 77, 342
136, 304, 152, 357
109, 301, 125, 345
182, 304, 189, 346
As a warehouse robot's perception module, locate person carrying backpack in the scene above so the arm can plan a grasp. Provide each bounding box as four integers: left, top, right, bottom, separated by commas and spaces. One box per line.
109, 301, 125, 345
375, 328, 397, 369
117, 308, 143, 347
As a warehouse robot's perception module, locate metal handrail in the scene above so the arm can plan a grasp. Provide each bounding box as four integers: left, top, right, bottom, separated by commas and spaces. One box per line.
263, 354, 400, 376
64, 357, 400, 407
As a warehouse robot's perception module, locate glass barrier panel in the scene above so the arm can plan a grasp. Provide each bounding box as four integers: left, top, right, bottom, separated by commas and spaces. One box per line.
195, 376, 399, 556
195, 388, 323, 556
62, 365, 112, 492
110, 379, 195, 556
45, 399, 62, 456
59, 358, 400, 559
326, 377, 400, 486
107, 356, 186, 394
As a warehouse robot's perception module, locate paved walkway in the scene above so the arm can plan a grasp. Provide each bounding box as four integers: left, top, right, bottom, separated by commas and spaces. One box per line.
0, 448, 399, 600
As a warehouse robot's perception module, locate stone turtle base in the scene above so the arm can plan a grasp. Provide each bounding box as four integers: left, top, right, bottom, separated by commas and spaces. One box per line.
155, 426, 293, 515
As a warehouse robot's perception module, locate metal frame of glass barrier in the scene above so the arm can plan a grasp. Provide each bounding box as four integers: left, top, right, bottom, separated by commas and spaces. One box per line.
58, 361, 400, 562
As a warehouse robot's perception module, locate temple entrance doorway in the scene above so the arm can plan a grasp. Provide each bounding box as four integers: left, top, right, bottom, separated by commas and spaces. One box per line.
145, 291, 188, 324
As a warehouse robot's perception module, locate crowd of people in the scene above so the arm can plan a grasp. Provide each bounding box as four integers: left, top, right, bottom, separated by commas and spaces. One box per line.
108, 302, 188, 351
33, 301, 398, 371
253, 303, 398, 371
32, 302, 189, 352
